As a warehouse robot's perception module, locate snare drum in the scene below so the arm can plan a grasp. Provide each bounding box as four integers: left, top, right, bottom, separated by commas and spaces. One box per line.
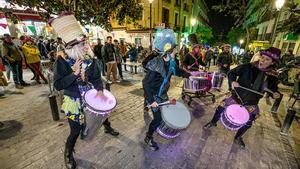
209, 72, 224, 89
184, 77, 211, 92
220, 104, 250, 131
82, 89, 117, 140
157, 102, 191, 138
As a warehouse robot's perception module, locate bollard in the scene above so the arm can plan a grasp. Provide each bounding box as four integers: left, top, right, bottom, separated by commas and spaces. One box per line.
280, 108, 296, 135
49, 94, 60, 121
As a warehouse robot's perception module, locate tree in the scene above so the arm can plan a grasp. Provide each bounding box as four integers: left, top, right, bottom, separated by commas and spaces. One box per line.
195, 23, 213, 44
226, 27, 245, 45
279, 0, 300, 34
213, 0, 273, 48
2, 0, 143, 31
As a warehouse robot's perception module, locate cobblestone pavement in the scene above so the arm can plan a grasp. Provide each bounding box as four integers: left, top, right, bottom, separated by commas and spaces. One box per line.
0, 67, 299, 169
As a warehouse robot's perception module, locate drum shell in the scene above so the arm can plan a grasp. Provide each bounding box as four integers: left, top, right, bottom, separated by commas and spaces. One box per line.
82, 108, 109, 141
184, 78, 211, 92
210, 73, 224, 89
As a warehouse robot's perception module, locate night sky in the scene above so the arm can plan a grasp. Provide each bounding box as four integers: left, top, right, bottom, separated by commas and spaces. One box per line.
205, 0, 235, 41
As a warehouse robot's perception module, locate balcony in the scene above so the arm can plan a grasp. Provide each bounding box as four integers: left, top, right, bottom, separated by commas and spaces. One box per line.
163, 0, 171, 3
175, 0, 181, 7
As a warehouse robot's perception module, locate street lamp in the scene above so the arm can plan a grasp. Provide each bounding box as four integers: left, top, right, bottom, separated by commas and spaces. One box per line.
271, 0, 285, 45
191, 18, 196, 33
239, 39, 244, 54
149, 0, 153, 51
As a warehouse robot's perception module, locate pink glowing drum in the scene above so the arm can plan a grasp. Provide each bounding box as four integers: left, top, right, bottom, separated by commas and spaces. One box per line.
221, 104, 250, 131
82, 89, 116, 140
157, 102, 191, 139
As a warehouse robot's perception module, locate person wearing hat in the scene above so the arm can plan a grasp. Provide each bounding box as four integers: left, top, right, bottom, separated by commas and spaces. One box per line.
218, 44, 233, 90
0, 34, 29, 89
203, 47, 282, 148
22, 37, 48, 84
183, 44, 206, 72
143, 29, 193, 151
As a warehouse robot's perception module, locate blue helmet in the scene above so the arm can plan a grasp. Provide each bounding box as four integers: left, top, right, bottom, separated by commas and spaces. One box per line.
153, 29, 176, 54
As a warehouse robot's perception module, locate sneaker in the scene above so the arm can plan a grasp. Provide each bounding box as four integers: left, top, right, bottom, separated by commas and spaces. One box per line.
107, 80, 113, 84
116, 80, 121, 83
21, 81, 30, 86
234, 137, 246, 148
104, 127, 119, 136
144, 136, 159, 151
203, 122, 217, 130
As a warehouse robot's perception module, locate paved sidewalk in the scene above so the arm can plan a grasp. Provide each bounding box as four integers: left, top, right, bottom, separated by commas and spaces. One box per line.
0, 69, 299, 169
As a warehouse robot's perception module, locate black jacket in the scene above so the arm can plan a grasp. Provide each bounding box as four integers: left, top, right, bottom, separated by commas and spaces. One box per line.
93, 44, 103, 60
183, 53, 206, 71
102, 43, 115, 63
217, 52, 232, 69
143, 57, 190, 104
53, 57, 103, 98
228, 63, 278, 105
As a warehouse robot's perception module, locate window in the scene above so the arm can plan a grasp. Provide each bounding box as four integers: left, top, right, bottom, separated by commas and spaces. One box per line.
162, 7, 170, 27
183, 16, 187, 28
175, 12, 179, 27
135, 38, 142, 45
175, 0, 181, 6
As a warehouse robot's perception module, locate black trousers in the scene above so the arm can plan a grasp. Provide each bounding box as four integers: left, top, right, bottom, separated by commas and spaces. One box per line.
117, 62, 123, 79
66, 118, 111, 151
210, 106, 257, 138
147, 107, 162, 137
122, 57, 127, 71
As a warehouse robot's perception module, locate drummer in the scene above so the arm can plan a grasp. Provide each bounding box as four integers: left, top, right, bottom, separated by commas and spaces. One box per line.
53, 43, 118, 169
183, 44, 206, 72
203, 47, 282, 148
143, 29, 193, 151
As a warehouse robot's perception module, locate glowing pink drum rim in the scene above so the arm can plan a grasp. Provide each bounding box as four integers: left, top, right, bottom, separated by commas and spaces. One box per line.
83, 89, 117, 115
220, 104, 250, 131
157, 102, 191, 139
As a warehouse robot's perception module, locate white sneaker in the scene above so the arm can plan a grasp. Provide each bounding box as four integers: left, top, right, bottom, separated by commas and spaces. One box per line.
107, 80, 113, 84
116, 80, 121, 83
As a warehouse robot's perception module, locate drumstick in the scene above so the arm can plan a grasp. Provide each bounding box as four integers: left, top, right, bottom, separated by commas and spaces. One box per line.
147, 99, 176, 108
264, 88, 275, 95
236, 86, 264, 96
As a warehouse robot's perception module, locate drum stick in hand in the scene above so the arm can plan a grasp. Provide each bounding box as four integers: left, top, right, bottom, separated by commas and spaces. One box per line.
147, 99, 176, 108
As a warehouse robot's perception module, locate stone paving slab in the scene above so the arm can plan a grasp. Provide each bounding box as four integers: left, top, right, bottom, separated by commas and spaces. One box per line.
0, 69, 299, 169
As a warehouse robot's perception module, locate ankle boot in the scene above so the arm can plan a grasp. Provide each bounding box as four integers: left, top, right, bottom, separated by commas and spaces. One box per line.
64, 147, 76, 169
203, 122, 217, 130
104, 125, 119, 136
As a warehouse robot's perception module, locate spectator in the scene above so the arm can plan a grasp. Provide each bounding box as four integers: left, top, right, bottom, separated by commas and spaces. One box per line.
22, 37, 48, 84
102, 36, 119, 83
37, 36, 48, 59
179, 44, 189, 68
217, 44, 233, 91
119, 40, 127, 71
93, 38, 105, 75
56, 37, 65, 52
213, 47, 219, 65
113, 39, 123, 80
0, 34, 29, 89
128, 43, 138, 62
205, 47, 213, 71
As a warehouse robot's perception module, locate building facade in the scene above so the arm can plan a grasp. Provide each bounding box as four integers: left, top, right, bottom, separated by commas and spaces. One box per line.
256, 1, 300, 55
104, 0, 208, 48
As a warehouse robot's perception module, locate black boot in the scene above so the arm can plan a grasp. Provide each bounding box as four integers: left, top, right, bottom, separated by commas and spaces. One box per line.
144, 134, 159, 151
64, 147, 76, 169
203, 122, 217, 130
234, 137, 246, 148
104, 125, 119, 136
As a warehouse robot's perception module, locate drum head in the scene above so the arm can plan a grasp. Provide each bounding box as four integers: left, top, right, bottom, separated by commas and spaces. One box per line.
84, 89, 116, 112
161, 102, 191, 129
225, 104, 249, 124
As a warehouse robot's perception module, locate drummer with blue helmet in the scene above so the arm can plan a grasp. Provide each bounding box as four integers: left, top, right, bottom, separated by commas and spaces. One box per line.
203, 47, 282, 148
143, 29, 194, 151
